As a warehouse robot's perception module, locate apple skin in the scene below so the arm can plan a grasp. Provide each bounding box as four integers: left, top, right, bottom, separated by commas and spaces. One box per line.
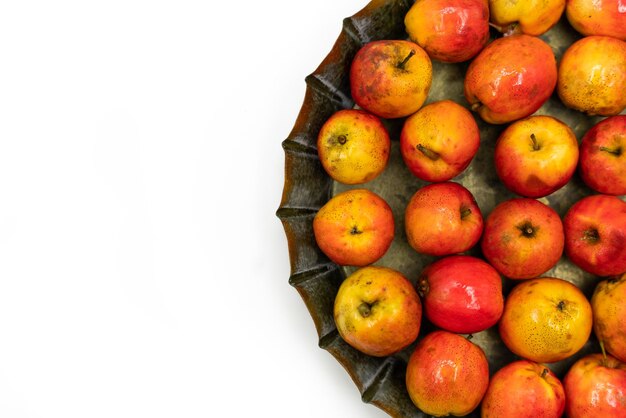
481, 198, 564, 279
417, 255, 503, 334
333, 266, 422, 357
317, 109, 390, 185
499, 277, 593, 363
566, 0, 626, 41
481, 360, 565, 418
404, 0, 489, 63
405, 182, 483, 256
350, 40, 432, 119
558, 36, 626, 116
400, 100, 480, 182
489, 0, 565, 35
563, 353, 626, 418
579, 115, 626, 195
406, 330, 489, 417
592, 273, 626, 363
313, 189, 394, 267
494, 115, 579, 198
464, 34, 557, 124
564, 194, 626, 277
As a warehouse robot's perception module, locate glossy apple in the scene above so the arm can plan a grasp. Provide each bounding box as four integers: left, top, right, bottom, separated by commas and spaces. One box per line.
350, 40, 432, 119
400, 100, 480, 182
494, 115, 578, 198
563, 353, 626, 418
489, 0, 565, 35
499, 277, 593, 363
417, 255, 503, 334
566, 0, 626, 40
592, 273, 626, 362
558, 36, 626, 116
406, 330, 489, 417
579, 115, 626, 195
313, 189, 394, 267
481, 360, 565, 418
481, 198, 564, 279
405, 182, 483, 256
564, 194, 626, 276
334, 266, 422, 357
464, 34, 557, 124
404, 0, 490, 63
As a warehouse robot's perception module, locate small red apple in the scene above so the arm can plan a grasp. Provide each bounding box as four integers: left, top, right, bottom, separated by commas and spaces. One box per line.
464, 34, 557, 124
579, 115, 626, 196
334, 266, 422, 357
417, 255, 503, 334
405, 182, 483, 256
564, 194, 626, 277
563, 353, 626, 418
481, 360, 565, 418
350, 40, 432, 119
313, 189, 394, 267
400, 100, 480, 183
406, 330, 489, 417
481, 198, 564, 279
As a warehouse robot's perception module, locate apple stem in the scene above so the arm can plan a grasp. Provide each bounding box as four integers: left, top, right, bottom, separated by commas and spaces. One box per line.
397, 50, 416, 70
417, 275, 429, 298
470, 102, 482, 112
583, 228, 599, 244
337, 134, 347, 145
557, 301, 565, 311
600, 340, 609, 366
358, 302, 372, 318
460, 207, 472, 220
530, 133, 540, 151
541, 368, 549, 379
350, 226, 363, 235
599, 146, 622, 156
466, 334, 473, 341
416, 144, 440, 161
517, 222, 536, 238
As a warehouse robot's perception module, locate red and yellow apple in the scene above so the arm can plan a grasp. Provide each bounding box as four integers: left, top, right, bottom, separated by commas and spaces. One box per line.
481, 360, 565, 418
404, 0, 490, 63
563, 194, 626, 277
400, 100, 480, 182
489, 0, 566, 35
579, 115, 626, 195
405, 182, 483, 256
350, 40, 432, 119
417, 255, 503, 334
313, 189, 394, 267
494, 115, 579, 198
333, 266, 422, 357
406, 330, 489, 416
464, 34, 557, 124
592, 273, 626, 363
557, 35, 626, 116
566, 0, 626, 40
316, 109, 390, 185
481, 198, 564, 279
499, 277, 593, 363
563, 353, 626, 418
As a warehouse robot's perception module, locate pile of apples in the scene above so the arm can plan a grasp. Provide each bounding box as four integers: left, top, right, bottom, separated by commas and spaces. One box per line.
311, 0, 626, 416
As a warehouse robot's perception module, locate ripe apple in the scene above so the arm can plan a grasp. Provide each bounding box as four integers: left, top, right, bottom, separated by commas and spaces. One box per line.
400, 100, 480, 182
499, 277, 593, 363
481, 198, 564, 279
489, 0, 565, 35
578, 115, 626, 196
333, 266, 422, 357
417, 255, 503, 334
316, 109, 390, 185
563, 353, 626, 418
591, 273, 626, 363
494, 115, 579, 198
464, 34, 557, 124
313, 189, 394, 267
404, 0, 490, 63
406, 330, 489, 417
563, 194, 626, 277
481, 360, 565, 418
566, 0, 626, 41
405, 182, 483, 256
558, 35, 626, 116
350, 40, 432, 119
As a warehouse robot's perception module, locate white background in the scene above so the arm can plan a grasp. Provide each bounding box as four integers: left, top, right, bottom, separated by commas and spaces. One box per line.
0, 1, 388, 417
